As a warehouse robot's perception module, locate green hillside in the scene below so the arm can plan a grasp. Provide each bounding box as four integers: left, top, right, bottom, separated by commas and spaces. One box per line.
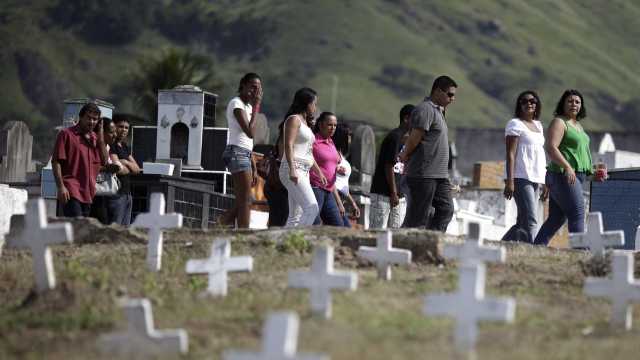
2, 0, 640, 160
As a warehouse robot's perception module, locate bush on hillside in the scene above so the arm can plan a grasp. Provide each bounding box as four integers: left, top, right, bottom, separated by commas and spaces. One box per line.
47, 0, 151, 45
154, 0, 274, 61
372, 65, 432, 98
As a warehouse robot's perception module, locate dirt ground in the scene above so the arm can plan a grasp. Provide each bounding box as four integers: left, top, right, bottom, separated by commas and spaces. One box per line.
1, 224, 639, 359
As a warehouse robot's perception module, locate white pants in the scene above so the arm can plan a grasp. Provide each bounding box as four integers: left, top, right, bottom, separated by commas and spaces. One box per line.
369, 193, 407, 229
279, 161, 319, 227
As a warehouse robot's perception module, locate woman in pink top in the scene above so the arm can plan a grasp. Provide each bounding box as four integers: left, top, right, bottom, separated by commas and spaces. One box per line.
311, 112, 347, 226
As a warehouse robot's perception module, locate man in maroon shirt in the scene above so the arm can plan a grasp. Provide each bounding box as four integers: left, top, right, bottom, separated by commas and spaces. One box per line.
52, 103, 110, 217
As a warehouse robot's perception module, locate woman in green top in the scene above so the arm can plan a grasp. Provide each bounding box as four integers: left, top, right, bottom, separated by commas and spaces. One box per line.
535, 89, 604, 245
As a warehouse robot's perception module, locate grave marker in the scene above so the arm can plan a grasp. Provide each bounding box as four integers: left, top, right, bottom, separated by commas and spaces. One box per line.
223, 312, 329, 360
444, 222, 505, 266
10, 198, 72, 292
186, 238, 253, 296
131, 193, 183, 271
584, 251, 640, 330
424, 264, 515, 351
569, 212, 624, 258
99, 298, 188, 356
288, 245, 357, 319
357, 231, 411, 280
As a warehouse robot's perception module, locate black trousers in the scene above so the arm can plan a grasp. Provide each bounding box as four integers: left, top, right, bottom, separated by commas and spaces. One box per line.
265, 185, 289, 227
403, 177, 453, 231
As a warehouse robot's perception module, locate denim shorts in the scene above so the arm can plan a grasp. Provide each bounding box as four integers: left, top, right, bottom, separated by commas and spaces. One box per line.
222, 145, 252, 173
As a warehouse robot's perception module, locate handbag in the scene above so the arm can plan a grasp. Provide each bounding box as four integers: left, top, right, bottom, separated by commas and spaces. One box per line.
95, 171, 120, 196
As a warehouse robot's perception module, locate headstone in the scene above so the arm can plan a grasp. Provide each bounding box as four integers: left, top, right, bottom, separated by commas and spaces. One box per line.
253, 113, 270, 145
350, 124, 376, 191
99, 298, 188, 356
62, 98, 114, 128
356, 231, 411, 280
223, 312, 329, 360
584, 251, 640, 330
569, 212, 624, 258
186, 238, 253, 296
0, 184, 27, 256
443, 222, 506, 266
424, 264, 516, 352
156, 85, 218, 170
0, 121, 35, 183
8, 198, 73, 292
131, 193, 183, 272
288, 245, 358, 319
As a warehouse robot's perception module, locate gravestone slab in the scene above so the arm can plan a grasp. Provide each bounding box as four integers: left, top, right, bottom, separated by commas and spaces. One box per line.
99, 298, 188, 356
443, 222, 506, 266
0, 184, 27, 257
8, 198, 73, 292
186, 238, 253, 296
131, 193, 183, 271
357, 231, 412, 280
0, 121, 34, 182
424, 263, 515, 352
350, 124, 376, 191
288, 245, 358, 319
569, 212, 624, 258
223, 312, 329, 360
584, 251, 640, 330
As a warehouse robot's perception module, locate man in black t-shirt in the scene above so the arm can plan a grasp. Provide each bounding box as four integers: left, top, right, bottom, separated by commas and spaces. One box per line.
107, 118, 140, 225
369, 104, 414, 228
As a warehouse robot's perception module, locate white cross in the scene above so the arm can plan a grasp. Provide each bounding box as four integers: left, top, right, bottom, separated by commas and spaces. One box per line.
288, 245, 358, 319
444, 223, 505, 266
424, 264, 516, 351
11, 198, 73, 292
132, 193, 183, 271
357, 231, 411, 280
223, 312, 329, 360
99, 298, 188, 355
584, 251, 640, 330
186, 238, 253, 296
569, 212, 624, 258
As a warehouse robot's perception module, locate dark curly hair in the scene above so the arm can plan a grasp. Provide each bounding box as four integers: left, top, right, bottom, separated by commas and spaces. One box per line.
554, 89, 587, 120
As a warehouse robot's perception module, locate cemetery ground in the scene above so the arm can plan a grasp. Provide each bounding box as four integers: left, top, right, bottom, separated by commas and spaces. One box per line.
1, 224, 639, 359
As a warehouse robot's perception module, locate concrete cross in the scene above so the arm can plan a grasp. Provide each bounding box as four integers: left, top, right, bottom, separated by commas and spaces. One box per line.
444, 222, 505, 266
132, 193, 183, 271
288, 245, 358, 319
569, 212, 624, 258
424, 264, 516, 351
186, 238, 253, 296
584, 251, 640, 330
11, 198, 73, 292
223, 312, 329, 360
357, 231, 411, 280
99, 298, 188, 355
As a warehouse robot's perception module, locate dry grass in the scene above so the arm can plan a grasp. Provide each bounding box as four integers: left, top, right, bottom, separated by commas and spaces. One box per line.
1, 228, 640, 359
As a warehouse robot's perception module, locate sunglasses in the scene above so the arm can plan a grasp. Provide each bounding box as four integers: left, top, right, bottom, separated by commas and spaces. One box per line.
520, 98, 537, 105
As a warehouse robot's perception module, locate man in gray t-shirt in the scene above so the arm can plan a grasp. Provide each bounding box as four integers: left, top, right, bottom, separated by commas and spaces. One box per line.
399, 75, 457, 231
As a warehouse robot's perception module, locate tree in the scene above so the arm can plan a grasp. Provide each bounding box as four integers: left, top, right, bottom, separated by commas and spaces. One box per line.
129, 48, 222, 121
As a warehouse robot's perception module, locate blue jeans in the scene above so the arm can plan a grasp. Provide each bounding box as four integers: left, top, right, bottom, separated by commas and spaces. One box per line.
106, 193, 132, 225
502, 179, 539, 244
312, 187, 345, 226
222, 145, 252, 173
534, 172, 586, 245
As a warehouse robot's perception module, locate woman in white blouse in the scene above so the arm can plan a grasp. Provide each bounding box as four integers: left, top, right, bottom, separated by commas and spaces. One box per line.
279, 87, 327, 227
502, 91, 548, 243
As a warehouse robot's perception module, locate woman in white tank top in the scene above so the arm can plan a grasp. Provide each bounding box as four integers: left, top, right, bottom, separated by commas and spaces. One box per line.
278, 88, 327, 227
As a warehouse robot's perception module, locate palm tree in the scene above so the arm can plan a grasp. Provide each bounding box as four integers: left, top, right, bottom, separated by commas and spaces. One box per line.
129, 48, 222, 121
